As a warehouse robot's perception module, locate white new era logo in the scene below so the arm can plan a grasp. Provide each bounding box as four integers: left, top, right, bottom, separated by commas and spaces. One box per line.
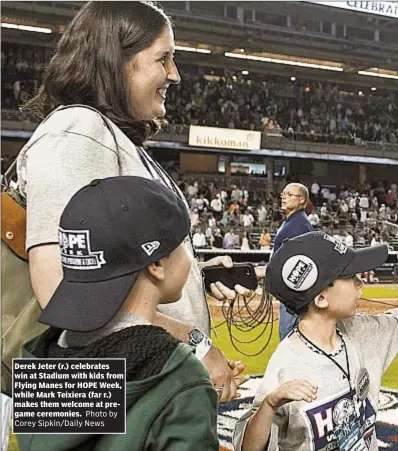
141, 241, 161, 256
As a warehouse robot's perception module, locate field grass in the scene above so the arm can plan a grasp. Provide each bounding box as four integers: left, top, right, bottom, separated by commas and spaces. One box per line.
212, 284, 398, 389
362, 284, 398, 299
212, 321, 398, 389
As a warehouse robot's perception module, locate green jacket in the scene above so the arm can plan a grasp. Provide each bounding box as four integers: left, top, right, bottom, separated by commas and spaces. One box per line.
17, 326, 219, 451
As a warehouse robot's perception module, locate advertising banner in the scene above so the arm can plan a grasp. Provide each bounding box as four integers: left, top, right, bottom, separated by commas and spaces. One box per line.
304, 1, 398, 19
189, 126, 261, 151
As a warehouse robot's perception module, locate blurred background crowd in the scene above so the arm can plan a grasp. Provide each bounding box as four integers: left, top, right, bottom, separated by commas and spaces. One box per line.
2, 43, 397, 149
175, 176, 398, 251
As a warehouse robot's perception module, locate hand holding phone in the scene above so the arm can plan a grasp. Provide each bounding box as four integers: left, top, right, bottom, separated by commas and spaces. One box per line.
202, 262, 258, 293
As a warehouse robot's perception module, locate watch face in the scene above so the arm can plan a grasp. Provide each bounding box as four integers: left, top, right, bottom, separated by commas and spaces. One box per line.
189, 329, 204, 345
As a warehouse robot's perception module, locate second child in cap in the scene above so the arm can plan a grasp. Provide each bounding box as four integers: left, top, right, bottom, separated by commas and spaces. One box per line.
17, 176, 219, 451
234, 231, 397, 451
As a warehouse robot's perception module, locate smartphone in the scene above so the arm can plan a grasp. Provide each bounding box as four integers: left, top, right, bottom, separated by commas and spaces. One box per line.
202, 263, 258, 293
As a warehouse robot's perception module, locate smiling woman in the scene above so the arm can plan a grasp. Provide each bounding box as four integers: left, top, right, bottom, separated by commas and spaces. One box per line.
10, 2, 247, 450
125, 26, 180, 121
23, 1, 174, 145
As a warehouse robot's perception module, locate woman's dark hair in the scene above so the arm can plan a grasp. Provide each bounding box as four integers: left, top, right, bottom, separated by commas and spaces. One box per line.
24, 1, 172, 145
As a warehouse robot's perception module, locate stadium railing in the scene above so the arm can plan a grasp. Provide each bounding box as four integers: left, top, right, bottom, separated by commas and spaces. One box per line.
2, 110, 398, 159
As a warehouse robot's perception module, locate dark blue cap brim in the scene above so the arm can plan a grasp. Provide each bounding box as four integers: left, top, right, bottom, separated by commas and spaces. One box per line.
340, 244, 388, 276
39, 271, 139, 332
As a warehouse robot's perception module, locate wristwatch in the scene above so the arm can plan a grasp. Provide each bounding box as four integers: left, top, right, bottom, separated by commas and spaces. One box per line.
188, 328, 212, 360
188, 328, 206, 347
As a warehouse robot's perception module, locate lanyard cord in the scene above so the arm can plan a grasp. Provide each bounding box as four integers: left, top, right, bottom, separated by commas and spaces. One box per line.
136, 147, 211, 307
296, 327, 353, 400
137, 147, 187, 207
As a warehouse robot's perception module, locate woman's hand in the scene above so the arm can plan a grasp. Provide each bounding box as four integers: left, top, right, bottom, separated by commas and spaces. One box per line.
202, 345, 248, 403
200, 256, 264, 301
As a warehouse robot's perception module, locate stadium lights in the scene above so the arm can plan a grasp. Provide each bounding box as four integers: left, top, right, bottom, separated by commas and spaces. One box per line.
225, 52, 344, 72
358, 70, 398, 80
1, 22, 52, 33
175, 45, 211, 54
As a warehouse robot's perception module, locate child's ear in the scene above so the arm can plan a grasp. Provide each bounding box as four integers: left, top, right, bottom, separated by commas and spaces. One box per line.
314, 292, 329, 309
146, 259, 165, 281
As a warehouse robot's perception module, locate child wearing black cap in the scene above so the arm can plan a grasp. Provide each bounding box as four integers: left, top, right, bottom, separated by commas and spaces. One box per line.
17, 176, 219, 451
234, 231, 397, 451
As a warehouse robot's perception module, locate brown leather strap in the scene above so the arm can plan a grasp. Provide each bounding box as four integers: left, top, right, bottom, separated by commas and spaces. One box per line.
1, 191, 28, 260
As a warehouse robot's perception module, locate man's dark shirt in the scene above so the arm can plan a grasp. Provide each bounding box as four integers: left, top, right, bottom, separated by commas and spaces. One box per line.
213, 235, 223, 249
273, 209, 313, 253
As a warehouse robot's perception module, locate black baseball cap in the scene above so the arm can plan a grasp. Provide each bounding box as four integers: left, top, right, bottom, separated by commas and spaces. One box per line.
39, 176, 190, 332
265, 231, 388, 314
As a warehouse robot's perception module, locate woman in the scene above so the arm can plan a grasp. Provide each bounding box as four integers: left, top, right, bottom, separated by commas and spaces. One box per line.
240, 231, 252, 251
17, 1, 249, 403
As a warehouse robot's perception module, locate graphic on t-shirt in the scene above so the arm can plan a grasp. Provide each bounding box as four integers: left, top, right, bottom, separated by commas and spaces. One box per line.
302, 388, 376, 451
59, 227, 106, 270
333, 398, 367, 450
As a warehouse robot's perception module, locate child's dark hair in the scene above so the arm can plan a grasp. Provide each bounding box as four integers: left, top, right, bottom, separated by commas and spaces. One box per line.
294, 304, 310, 316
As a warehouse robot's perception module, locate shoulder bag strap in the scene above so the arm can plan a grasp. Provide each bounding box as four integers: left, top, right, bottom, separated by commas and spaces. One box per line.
52, 104, 120, 153
2, 159, 17, 191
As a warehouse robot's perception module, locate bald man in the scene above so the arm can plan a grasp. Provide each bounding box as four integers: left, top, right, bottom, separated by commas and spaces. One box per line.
273, 183, 313, 340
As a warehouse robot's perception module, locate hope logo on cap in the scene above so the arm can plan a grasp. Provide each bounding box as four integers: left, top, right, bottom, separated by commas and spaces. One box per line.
59, 228, 106, 270
282, 255, 318, 292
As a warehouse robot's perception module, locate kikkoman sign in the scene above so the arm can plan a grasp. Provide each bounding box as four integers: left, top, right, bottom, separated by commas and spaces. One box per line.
189, 126, 261, 151
305, 1, 398, 19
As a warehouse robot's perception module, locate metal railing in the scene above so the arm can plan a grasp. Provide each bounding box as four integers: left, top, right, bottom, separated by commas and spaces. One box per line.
2, 109, 398, 158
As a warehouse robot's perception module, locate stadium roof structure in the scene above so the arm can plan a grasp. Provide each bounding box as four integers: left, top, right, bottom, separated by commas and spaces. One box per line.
1, 1, 398, 88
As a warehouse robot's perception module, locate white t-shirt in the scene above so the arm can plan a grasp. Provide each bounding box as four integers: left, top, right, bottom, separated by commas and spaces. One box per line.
243, 214, 254, 228
210, 198, 222, 212
359, 197, 369, 209
321, 188, 330, 199
186, 185, 197, 198
234, 310, 398, 451
311, 183, 320, 194
349, 197, 357, 209
17, 105, 211, 334
241, 237, 250, 251
308, 213, 319, 226
192, 232, 206, 248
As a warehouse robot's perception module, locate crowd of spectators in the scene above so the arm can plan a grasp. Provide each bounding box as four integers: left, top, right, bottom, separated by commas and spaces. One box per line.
166, 69, 398, 145
307, 180, 398, 248
2, 43, 397, 146
2, 43, 398, 248
1, 44, 51, 110
175, 176, 398, 251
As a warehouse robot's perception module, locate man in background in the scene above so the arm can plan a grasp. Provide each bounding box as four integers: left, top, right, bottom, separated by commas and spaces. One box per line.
273, 183, 313, 340
223, 229, 237, 249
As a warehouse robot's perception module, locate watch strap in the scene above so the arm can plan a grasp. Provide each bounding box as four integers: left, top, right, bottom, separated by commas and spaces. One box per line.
195, 336, 212, 360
